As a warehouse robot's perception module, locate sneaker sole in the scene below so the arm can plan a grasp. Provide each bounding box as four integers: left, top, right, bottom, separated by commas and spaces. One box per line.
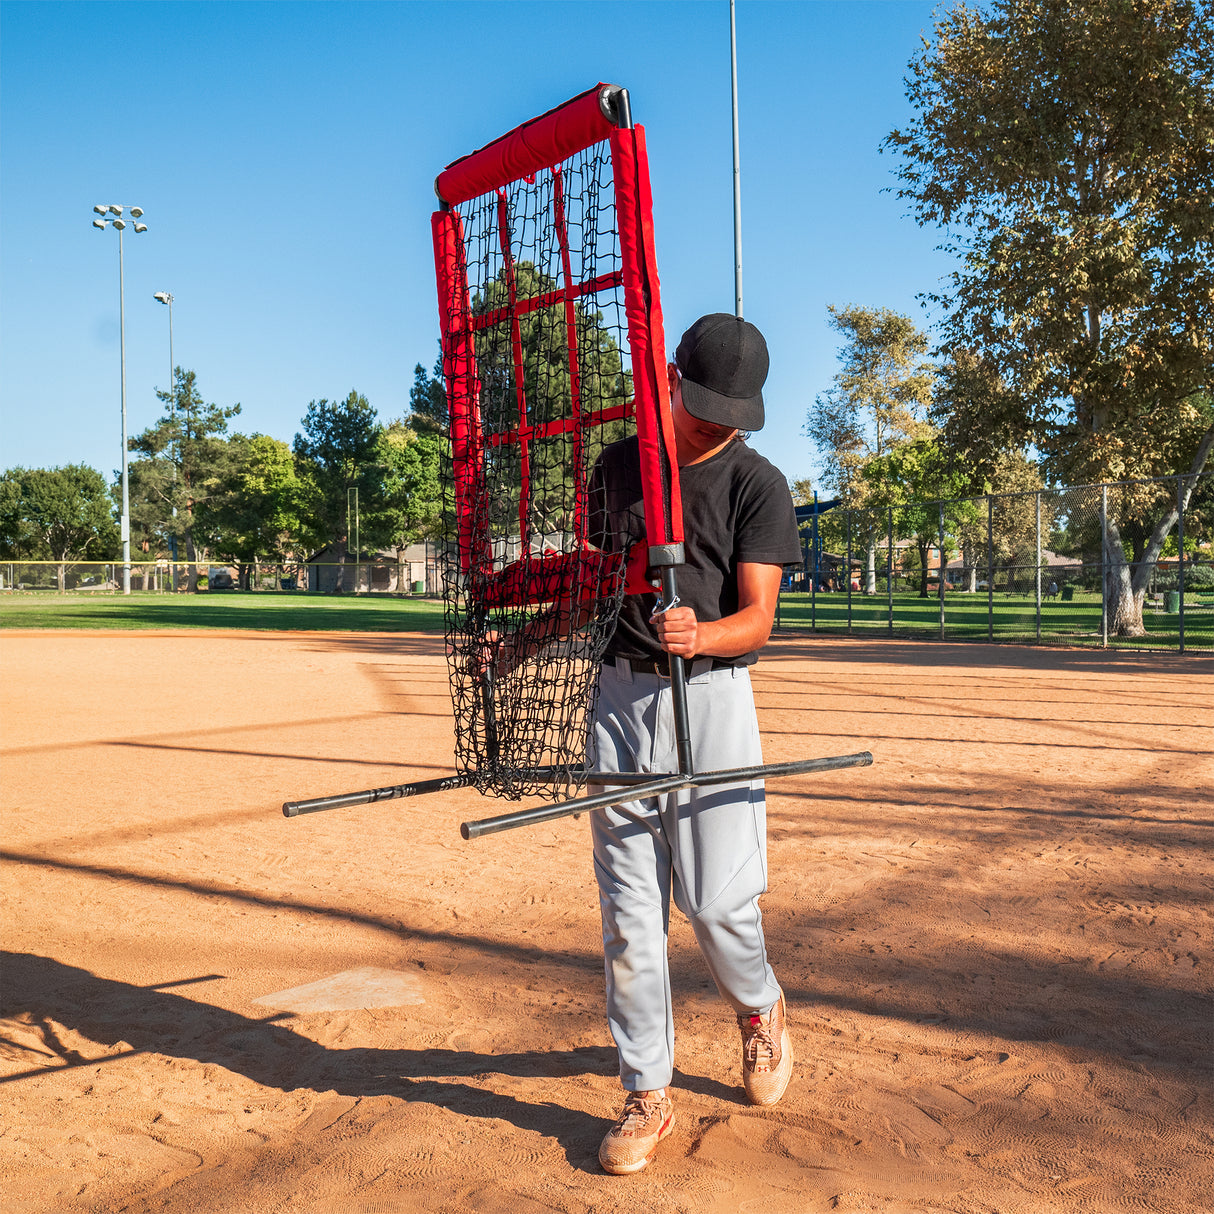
599, 1109, 676, 1175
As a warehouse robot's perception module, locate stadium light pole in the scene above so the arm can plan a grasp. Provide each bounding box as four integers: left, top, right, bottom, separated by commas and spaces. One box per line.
729, 0, 743, 318
153, 291, 178, 589
93, 203, 148, 595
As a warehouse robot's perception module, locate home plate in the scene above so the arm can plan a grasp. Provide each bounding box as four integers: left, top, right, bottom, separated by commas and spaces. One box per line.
252, 967, 425, 1013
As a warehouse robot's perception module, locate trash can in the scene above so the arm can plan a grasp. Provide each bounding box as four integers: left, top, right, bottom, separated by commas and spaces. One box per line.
1061, 585, 1074, 602
1165, 590, 1180, 613
412, 579, 425, 595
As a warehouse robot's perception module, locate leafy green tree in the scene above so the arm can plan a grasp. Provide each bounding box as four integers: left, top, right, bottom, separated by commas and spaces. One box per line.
0, 465, 118, 589
409, 353, 448, 435
128, 367, 242, 591
378, 421, 447, 547
886, 0, 1214, 632
806, 305, 935, 591
200, 434, 316, 586
292, 390, 388, 591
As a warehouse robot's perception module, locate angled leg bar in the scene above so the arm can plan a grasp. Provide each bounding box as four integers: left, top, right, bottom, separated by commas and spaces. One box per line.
459, 751, 874, 840
282, 768, 666, 818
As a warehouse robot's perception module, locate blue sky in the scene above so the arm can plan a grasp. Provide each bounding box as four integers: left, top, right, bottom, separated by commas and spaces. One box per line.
1, 0, 951, 490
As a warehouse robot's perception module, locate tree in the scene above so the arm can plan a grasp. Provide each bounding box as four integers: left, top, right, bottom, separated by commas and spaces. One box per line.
377, 421, 447, 548
201, 434, 315, 586
805, 305, 935, 592
128, 367, 242, 591
0, 465, 118, 589
886, 0, 1214, 632
292, 390, 387, 591
409, 353, 448, 435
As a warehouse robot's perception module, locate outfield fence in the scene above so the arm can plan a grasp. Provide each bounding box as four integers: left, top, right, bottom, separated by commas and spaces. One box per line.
778, 472, 1213, 652
0, 554, 441, 598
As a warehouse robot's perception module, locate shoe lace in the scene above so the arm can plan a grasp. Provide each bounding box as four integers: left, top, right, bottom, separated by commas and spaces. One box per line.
742, 1013, 776, 1066
616, 1092, 663, 1134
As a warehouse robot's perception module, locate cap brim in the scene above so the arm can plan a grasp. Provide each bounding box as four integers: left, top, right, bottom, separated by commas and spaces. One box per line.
680, 377, 765, 432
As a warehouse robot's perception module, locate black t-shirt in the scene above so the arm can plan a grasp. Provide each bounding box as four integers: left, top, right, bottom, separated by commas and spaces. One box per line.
588, 435, 802, 666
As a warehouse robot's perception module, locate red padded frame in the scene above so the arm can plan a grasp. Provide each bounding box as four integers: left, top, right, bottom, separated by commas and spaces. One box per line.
432, 84, 682, 606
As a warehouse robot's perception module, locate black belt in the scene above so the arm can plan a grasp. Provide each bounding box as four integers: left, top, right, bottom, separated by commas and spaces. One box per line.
602, 655, 734, 677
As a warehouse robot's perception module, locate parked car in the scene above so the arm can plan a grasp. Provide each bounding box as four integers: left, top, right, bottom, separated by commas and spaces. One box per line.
208, 568, 235, 590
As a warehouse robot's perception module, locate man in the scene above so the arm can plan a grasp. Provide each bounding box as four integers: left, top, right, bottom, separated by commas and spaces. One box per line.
587, 313, 803, 1175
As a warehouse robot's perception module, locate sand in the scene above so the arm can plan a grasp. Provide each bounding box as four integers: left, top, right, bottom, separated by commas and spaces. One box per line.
1, 628, 1211, 1214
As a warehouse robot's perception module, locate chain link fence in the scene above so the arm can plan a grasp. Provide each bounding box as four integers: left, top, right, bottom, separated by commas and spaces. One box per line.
0, 550, 441, 598
780, 472, 1213, 652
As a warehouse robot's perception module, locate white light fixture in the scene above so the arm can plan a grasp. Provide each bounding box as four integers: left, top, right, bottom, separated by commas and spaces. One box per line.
94, 204, 108, 215
109, 204, 124, 215
132, 223, 147, 233
113, 218, 127, 230
129, 207, 143, 218
93, 218, 107, 229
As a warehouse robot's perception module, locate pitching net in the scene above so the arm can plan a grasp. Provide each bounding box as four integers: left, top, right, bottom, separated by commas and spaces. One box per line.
431, 83, 682, 801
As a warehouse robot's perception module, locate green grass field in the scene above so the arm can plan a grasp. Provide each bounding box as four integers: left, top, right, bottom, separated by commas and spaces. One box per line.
1, 587, 1207, 649
0, 591, 446, 633
774, 589, 1211, 650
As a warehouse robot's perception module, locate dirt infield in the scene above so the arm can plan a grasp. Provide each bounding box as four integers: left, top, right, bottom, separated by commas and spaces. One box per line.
2, 629, 1211, 1214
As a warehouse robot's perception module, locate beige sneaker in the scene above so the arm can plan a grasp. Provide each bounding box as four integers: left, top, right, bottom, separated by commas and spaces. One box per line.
738, 989, 793, 1105
598, 1089, 675, 1175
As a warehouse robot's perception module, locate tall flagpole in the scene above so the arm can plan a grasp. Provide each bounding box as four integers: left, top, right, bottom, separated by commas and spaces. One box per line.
730, 0, 743, 318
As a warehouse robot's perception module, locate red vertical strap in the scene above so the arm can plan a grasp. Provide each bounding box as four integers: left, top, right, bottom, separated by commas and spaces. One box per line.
609, 125, 684, 551
496, 191, 532, 546
432, 208, 486, 574
552, 167, 588, 543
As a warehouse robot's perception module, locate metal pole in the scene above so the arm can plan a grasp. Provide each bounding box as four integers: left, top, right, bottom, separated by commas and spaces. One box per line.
987, 495, 994, 642
938, 501, 946, 640
846, 509, 853, 632
811, 491, 818, 631
118, 226, 131, 595
660, 564, 695, 776
729, 0, 743, 317
1177, 475, 1186, 654
1101, 484, 1108, 648
1035, 491, 1042, 643
887, 506, 894, 634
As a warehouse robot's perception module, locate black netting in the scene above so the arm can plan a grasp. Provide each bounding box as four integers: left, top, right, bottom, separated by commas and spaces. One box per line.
438, 143, 635, 800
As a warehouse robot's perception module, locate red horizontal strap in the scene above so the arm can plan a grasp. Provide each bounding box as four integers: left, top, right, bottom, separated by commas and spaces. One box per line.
484, 402, 631, 449
476, 548, 625, 609
470, 270, 624, 334
436, 84, 620, 207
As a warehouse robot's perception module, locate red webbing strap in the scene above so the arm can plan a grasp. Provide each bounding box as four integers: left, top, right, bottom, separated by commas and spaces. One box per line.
610, 125, 684, 555
435, 84, 618, 207
552, 166, 588, 543
431, 208, 486, 575
495, 191, 532, 544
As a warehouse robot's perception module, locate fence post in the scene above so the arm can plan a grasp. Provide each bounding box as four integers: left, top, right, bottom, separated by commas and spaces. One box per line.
938, 500, 946, 640
810, 491, 818, 633
1035, 491, 1042, 643
1101, 484, 1108, 648
846, 510, 853, 633
887, 506, 894, 636
1177, 474, 1186, 655
987, 495, 994, 642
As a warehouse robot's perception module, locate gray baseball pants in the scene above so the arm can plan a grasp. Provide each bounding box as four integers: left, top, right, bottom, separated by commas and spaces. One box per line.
587, 656, 781, 1092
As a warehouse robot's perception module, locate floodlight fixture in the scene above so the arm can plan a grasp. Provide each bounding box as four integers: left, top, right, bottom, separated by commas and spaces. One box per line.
94, 204, 108, 215
109, 204, 124, 215
130, 207, 143, 218
113, 218, 127, 230
153, 291, 173, 305
93, 218, 107, 229
133, 223, 147, 233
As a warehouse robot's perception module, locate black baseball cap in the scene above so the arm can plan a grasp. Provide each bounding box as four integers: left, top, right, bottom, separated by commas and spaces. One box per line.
674, 313, 769, 432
